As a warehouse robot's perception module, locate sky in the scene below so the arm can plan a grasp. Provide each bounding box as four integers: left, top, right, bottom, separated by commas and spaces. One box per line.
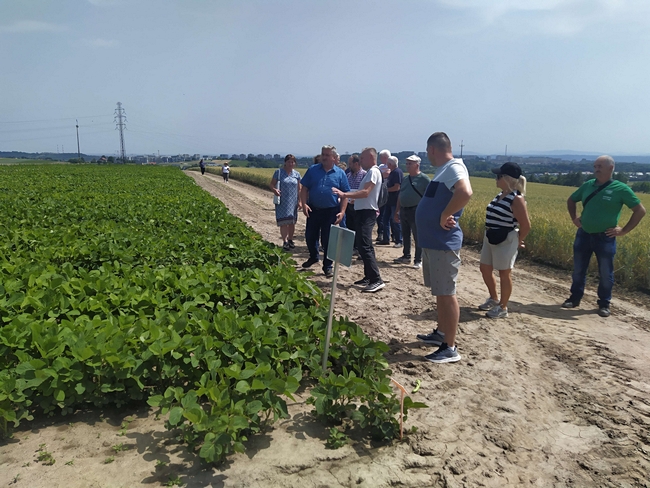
2, 0, 650, 157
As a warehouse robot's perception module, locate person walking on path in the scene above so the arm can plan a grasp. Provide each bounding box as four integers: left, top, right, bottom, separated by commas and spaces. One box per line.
378, 156, 403, 246
394, 154, 430, 269
300, 145, 350, 278
199, 159, 206, 175
270, 154, 302, 251
415, 132, 473, 364
222, 162, 230, 182
478, 162, 531, 319
562, 155, 646, 317
332, 147, 385, 292
345, 154, 366, 249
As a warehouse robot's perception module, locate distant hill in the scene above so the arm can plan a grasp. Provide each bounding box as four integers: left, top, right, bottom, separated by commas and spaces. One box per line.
0, 151, 98, 161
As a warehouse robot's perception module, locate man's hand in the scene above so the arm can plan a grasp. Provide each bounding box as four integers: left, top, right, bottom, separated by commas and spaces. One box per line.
332, 187, 344, 198
605, 226, 624, 237
302, 204, 312, 217
572, 216, 582, 228
518, 239, 526, 249
440, 214, 456, 230
394, 212, 400, 224
334, 212, 344, 225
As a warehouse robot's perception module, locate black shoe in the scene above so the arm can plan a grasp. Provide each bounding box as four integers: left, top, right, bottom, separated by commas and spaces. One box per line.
287, 240, 295, 249
416, 329, 445, 345
356, 255, 363, 261
362, 281, 385, 293
376, 240, 390, 245
598, 307, 611, 317
354, 278, 370, 286
282, 242, 291, 251
302, 257, 319, 268
324, 268, 333, 278
561, 298, 579, 308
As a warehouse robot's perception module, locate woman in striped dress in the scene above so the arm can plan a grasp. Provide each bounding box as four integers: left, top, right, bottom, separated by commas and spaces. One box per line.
478, 162, 531, 318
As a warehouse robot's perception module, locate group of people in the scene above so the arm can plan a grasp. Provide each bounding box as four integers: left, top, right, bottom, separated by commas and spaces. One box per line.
268, 134, 646, 364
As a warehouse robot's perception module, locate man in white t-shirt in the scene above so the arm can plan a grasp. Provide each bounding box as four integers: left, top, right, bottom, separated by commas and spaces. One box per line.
332, 147, 384, 293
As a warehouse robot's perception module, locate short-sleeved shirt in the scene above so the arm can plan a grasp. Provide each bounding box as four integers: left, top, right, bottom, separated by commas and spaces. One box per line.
570, 179, 641, 234
301, 163, 350, 209
386, 167, 403, 206
415, 158, 469, 251
346, 168, 367, 205
399, 172, 431, 208
354, 166, 382, 211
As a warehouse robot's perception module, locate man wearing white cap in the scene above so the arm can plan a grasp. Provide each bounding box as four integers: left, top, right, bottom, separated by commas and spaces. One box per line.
394, 154, 430, 268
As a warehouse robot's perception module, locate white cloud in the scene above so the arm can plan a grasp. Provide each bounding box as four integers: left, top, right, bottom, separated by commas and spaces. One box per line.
86, 38, 119, 47
436, 0, 650, 36
0, 20, 67, 33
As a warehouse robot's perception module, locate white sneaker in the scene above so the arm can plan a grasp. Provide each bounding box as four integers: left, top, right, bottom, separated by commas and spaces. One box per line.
413, 261, 422, 269
486, 305, 508, 318
478, 297, 499, 311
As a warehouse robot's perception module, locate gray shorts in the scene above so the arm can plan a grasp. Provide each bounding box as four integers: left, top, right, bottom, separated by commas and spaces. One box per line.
480, 229, 519, 270
422, 248, 461, 296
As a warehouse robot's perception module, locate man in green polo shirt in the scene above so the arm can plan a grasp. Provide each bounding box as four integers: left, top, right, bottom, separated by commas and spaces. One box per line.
563, 155, 646, 317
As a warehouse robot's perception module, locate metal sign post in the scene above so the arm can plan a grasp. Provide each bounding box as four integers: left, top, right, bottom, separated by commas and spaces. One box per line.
321, 225, 355, 371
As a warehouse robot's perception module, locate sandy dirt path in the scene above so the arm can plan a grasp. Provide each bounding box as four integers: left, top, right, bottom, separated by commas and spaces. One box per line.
1, 171, 648, 488
186, 172, 650, 487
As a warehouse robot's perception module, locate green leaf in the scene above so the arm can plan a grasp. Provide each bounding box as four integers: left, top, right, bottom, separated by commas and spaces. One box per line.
235, 380, 250, 394
168, 406, 184, 426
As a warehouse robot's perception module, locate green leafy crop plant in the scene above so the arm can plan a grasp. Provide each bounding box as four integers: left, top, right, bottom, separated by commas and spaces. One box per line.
0, 164, 424, 463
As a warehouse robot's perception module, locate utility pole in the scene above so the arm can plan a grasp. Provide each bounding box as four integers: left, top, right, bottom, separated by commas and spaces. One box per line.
76, 119, 81, 161
505, 145, 508, 158
114, 102, 127, 163
459, 140, 464, 158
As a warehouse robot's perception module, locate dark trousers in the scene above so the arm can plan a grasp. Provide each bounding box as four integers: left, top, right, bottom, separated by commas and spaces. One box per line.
305, 207, 340, 271
356, 209, 381, 283
400, 206, 421, 263
200, 167, 205, 175
222, 173, 229, 182
376, 205, 387, 238
569, 228, 616, 308
345, 205, 358, 248
382, 201, 402, 243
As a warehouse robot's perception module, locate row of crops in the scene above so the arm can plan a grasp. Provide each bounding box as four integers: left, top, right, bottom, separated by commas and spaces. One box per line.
0, 164, 423, 463
212, 166, 650, 291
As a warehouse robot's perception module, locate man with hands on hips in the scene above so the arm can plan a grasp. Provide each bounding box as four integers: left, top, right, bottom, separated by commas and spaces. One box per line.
563, 155, 645, 317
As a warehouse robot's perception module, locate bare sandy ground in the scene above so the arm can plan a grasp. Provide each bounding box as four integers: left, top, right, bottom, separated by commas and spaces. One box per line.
1, 172, 649, 488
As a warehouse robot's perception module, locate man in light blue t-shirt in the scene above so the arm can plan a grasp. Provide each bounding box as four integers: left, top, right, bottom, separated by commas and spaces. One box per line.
414, 132, 473, 364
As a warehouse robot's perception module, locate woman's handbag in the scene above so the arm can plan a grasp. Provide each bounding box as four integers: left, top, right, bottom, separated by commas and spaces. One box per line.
486, 227, 513, 245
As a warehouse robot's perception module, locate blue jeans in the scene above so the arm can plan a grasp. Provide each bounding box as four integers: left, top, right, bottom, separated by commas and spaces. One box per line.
382, 202, 402, 244
305, 207, 340, 271
569, 228, 616, 308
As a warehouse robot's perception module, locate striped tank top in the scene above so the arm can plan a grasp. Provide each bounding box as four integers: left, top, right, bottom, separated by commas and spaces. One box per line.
485, 191, 520, 229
